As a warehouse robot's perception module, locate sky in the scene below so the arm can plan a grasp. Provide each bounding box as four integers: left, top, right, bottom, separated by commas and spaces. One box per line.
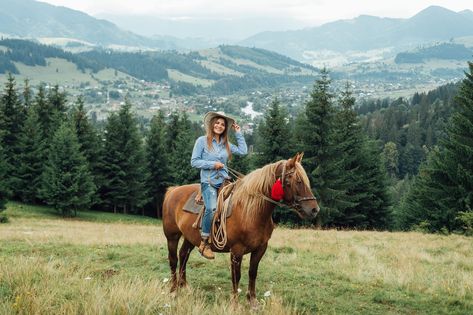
38, 0, 473, 25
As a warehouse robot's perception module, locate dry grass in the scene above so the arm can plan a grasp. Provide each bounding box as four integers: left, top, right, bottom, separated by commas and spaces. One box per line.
1, 205, 473, 314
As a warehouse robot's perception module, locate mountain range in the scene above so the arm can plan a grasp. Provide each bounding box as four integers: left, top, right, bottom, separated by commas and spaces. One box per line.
0, 0, 177, 50
2, 0, 473, 62
241, 6, 473, 60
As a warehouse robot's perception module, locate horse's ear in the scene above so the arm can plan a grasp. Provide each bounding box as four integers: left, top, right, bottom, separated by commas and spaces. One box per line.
296, 152, 304, 163
286, 153, 298, 168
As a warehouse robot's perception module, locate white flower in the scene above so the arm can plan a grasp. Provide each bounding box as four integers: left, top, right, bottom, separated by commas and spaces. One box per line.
84, 277, 92, 280
162, 278, 169, 283
237, 288, 242, 293
264, 291, 271, 297
164, 303, 171, 308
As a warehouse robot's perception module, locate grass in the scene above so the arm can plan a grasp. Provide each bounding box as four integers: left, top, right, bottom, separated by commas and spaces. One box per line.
167, 69, 214, 87
1, 202, 473, 314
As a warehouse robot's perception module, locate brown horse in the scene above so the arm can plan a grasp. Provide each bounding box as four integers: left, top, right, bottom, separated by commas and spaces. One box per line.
162, 153, 320, 305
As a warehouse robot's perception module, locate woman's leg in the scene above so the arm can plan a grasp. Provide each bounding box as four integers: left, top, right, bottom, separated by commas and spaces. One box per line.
199, 183, 217, 259
201, 183, 218, 238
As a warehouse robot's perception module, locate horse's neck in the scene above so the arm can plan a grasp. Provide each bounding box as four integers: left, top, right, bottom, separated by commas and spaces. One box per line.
249, 199, 276, 229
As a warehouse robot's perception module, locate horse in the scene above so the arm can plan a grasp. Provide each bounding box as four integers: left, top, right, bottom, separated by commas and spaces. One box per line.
162, 153, 320, 306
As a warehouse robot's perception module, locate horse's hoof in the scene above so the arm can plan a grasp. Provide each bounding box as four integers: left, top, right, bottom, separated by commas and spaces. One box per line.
249, 299, 259, 310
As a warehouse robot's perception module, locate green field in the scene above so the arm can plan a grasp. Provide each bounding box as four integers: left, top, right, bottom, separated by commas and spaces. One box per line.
1, 202, 472, 314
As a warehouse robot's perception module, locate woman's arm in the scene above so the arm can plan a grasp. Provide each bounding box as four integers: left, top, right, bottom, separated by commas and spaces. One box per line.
230, 131, 248, 155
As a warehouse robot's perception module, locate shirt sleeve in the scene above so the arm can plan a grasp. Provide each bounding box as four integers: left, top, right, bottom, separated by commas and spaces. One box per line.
191, 137, 216, 169
230, 131, 248, 155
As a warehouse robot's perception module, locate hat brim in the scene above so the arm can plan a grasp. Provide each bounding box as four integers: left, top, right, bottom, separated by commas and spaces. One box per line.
203, 112, 235, 132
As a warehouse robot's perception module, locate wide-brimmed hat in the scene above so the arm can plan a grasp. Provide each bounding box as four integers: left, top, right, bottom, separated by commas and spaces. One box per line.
203, 111, 235, 132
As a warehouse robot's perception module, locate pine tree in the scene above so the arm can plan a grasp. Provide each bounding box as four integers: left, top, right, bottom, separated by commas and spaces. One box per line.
0, 143, 11, 215
301, 69, 346, 226
145, 110, 170, 217
329, 85, 369, 226
167, 112, 198, 185
401, 61, 473, 232
254, 99, 292, 167
70, 96, 103, 205
382, 142, 399, 179
39, 123, 96, 216
353, 140, 392, 229
35, 85, 55, 139
15, 106, 46, 203
100, 100, 148, 213
0, 74, 25, 190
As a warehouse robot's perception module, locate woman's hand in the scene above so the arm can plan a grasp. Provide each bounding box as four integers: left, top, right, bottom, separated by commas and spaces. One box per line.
232, 122, 241, 132
214, 162, 225, 169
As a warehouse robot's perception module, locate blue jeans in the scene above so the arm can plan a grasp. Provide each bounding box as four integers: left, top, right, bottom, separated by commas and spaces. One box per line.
201, 183, 219, 238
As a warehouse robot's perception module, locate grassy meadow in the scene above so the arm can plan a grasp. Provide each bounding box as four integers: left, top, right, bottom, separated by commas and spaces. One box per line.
1, 202, 472, 315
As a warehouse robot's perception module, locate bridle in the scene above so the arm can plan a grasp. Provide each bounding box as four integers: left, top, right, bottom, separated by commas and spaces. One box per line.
279, 161, 317, 213
227, 161, 317, 215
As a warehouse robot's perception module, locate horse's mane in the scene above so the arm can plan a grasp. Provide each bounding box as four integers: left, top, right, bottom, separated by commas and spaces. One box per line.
232, 159, 311, 227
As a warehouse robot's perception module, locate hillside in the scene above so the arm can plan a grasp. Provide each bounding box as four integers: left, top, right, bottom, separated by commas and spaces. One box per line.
0, 0, 175, 49
395, 43, 473, 64
0, 39, 317, 94
1, 202, 472, 314
241, 6, 473, 62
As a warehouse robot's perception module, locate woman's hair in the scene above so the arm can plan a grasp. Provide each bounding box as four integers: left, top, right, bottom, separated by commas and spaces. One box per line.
206, 116, 232, 160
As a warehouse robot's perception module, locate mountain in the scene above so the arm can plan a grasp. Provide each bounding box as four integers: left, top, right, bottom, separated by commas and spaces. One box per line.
0, 0, 176, 49
395, 43, 473, 63
241, 6, 473, 61
0, 39, 317, 94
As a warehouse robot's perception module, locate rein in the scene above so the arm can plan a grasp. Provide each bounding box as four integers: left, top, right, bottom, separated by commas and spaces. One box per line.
229, 162, 317, 215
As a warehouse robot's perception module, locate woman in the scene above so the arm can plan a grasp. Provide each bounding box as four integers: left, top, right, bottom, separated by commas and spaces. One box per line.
191, 112, 248, 259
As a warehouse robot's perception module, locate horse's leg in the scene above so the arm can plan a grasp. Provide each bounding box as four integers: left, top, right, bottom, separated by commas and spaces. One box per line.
178, 238, 194, 288
230, 253, 243, 302
247, 242, 268, 307
166, 233, 181, 292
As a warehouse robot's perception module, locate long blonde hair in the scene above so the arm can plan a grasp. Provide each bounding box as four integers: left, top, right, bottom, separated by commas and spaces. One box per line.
206, 116, 232, 160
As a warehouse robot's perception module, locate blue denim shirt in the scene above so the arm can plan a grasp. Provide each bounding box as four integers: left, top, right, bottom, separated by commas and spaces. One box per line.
191, 132, 247, 185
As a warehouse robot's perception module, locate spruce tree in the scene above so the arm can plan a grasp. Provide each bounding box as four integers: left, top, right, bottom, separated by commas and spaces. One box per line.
330, 85, 369, 227
71, 96, 103, 205
100, 100, 148, 213
167, 112, 198, 185
16, 106, 46, 203
145, 111, 170, 217
401, 61, 473, 232
39, 123, 96, 217
0, 143, 11, 216
255, 99, 292, 167
0, 74, 25, 190
35, 85, 55, 139
353, 140, 392, 229
301, 69, 346, 226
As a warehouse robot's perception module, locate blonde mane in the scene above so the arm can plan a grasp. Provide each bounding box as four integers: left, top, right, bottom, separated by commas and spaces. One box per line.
231, 159, 311, 227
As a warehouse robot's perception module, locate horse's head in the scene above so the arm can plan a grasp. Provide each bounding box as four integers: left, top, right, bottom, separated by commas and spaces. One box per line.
278, 153, 320, 220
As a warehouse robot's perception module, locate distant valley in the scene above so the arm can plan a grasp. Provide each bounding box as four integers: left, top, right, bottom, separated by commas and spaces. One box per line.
0, 0, 472, 121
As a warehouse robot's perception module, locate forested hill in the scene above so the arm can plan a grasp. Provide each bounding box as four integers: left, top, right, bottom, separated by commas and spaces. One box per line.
395, 43, 473, 64
0, 39, 317, 94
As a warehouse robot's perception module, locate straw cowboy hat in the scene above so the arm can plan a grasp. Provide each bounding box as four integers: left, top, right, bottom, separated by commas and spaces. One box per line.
203, 111, 235, 132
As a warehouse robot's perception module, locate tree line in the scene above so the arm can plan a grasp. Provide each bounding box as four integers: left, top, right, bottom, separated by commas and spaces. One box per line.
0, 74, 200, 217
1, 62, 472, 233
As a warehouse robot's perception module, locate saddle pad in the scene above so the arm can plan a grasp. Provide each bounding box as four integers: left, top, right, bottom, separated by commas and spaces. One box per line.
182, 190, 233, 218
183, 191, 203, 214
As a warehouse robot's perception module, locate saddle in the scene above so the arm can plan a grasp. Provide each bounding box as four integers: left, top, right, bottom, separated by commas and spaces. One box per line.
182, 180, 236, 229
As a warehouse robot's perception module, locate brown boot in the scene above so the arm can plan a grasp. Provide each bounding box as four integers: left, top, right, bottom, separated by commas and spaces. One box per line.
199, 238, 215, 260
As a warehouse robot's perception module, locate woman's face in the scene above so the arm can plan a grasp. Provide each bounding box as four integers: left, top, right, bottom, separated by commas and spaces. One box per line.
213, 118, 226, 136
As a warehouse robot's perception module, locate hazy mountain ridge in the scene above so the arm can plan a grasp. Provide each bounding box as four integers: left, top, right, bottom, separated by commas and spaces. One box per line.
0, 0, 177, 50
241, 6, 473, 62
